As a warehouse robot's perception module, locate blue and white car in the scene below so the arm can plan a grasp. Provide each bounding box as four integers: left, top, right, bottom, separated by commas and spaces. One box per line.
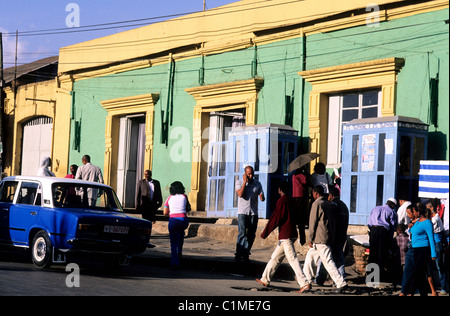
0, 176, 153, 268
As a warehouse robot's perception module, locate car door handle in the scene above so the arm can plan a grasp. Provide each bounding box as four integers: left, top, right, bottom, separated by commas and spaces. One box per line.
30, 211, 37, 216
1, 208, 8, 212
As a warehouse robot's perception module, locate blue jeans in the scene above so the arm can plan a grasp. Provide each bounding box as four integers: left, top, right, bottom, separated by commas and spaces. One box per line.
168, 217, 189, 266
402, 247, 431, 296
435, 240, 449, 292
235, 214, 258, 261
401, 247, 415, 294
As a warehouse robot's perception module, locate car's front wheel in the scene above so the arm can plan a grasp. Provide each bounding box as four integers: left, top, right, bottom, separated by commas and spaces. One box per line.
31, 231, 53, 269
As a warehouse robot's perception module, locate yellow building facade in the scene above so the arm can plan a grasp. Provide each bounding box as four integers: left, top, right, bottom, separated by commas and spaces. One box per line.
55, 0, 448, 211
2, 57, 61, 177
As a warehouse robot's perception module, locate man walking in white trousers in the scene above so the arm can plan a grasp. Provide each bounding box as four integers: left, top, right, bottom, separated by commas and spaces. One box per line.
256, 182, 311, 293
303, 185, 349, 294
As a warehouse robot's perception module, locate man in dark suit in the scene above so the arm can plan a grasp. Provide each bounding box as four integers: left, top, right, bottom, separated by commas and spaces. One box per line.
135, 169, 162, 226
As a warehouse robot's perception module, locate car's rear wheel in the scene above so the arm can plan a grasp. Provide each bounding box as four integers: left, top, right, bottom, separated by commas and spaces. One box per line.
31, 231, 52, 269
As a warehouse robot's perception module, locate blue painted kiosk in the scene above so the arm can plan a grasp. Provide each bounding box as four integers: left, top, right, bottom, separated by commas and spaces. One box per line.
341, 116, 428, 225
206, 124, 298, 219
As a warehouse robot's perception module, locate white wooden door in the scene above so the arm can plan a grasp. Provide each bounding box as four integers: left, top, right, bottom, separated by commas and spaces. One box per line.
116, 115, 146, 208
21, 117, 53, 176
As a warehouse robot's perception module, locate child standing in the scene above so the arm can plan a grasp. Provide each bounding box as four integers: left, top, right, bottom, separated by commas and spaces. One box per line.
394, 224, 409, 288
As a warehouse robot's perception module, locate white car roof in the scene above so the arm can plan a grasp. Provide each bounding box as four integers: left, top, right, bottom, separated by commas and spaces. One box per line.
2, 176, 111, 189
2, 176, 114, 208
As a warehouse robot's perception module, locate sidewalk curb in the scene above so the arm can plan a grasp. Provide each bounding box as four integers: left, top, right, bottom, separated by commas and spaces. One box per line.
128, 213, 371, 278
149, 217, 311, 254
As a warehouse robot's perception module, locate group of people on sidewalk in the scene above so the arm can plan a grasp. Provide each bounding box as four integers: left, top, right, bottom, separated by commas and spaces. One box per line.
232, 163, 350, 294
237, 163, 449, 296
368, 194, 449, 296
254, 180, 350, 294
135, 163, 350, 294
40, 154, 449, 296
134, 162, 350, 291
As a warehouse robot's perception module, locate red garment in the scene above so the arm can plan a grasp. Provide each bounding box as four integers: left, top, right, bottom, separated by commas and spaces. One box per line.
292, 173, 308, 198
437, 204, 445, 220
261, 195, 297, 240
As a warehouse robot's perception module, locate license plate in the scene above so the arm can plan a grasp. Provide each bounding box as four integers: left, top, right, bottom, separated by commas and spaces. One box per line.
104, 225, 129, 234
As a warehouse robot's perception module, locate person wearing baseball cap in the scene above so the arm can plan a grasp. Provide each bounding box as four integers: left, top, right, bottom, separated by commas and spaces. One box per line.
367, 198, 399, 283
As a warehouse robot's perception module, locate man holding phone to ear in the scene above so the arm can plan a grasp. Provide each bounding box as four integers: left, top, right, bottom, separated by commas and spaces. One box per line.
235, 165, 265, 264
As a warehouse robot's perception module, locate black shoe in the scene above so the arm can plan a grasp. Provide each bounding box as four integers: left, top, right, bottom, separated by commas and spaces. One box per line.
334, 285, 350, 294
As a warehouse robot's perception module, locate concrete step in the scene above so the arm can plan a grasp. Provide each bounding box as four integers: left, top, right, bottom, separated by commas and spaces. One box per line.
124, 209, 218, 224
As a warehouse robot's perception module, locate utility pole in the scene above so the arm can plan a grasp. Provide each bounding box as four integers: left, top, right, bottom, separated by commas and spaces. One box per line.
203, 0, 206, 11
0, 33, 3, 86
13, 30, 18, 110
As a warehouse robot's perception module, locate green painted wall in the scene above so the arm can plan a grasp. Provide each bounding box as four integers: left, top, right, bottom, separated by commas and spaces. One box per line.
69, 36, 307, 199
69, 8, 448, 201
305, 8, 449, 159
71, 62, 199, 196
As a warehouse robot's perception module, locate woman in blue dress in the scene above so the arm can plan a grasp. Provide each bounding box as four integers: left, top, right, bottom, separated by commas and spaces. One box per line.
401, 203, 436, 296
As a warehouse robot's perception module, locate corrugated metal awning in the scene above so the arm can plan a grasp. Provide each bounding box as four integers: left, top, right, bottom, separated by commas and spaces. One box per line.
2, 55, 58, 84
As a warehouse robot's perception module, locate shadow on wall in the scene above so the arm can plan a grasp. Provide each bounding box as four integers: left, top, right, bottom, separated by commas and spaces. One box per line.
73, 119, 81, 152
427, 131, 447, 160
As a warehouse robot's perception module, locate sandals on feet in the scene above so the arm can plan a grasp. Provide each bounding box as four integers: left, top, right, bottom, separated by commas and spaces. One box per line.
295, 284, 311, 293
255, 278, 268, 287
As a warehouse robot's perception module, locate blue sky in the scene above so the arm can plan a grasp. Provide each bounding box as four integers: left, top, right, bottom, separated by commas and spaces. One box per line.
0, 0, 237, 66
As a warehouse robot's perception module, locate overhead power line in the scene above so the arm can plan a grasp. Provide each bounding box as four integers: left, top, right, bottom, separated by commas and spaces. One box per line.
2, 0, 307, 37
2, 18, 446, 64
58, 19, 446, 52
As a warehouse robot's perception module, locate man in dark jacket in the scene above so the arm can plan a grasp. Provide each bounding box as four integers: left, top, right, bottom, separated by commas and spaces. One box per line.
316, 187, 349, 284
135, 170, 162, 246
256, 181, 311, 293
303, 185, 349, 293
329, 187, 349, 276
136, 170, 162, 220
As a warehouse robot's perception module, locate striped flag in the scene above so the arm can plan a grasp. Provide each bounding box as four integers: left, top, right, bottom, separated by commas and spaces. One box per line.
418, 161, 449, 199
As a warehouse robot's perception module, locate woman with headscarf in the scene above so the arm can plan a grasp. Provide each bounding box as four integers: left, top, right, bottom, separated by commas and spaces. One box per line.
37, 157, 56, 177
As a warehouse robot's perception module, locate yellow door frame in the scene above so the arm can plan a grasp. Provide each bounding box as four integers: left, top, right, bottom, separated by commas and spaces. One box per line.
298, 57, 404, 168
185, 78, 264, 211
100, 93, 159, 189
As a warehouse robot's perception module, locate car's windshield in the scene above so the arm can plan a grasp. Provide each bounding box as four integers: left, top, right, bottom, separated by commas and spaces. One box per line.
52, 183, 123, 212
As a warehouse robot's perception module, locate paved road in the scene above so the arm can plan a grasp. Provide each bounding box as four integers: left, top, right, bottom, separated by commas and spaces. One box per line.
0, 235, 418, 298
0, 246, 309, 297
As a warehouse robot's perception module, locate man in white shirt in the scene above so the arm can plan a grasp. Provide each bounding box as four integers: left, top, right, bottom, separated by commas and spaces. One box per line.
397, 198, 412, 225
75, 155, 104, 183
